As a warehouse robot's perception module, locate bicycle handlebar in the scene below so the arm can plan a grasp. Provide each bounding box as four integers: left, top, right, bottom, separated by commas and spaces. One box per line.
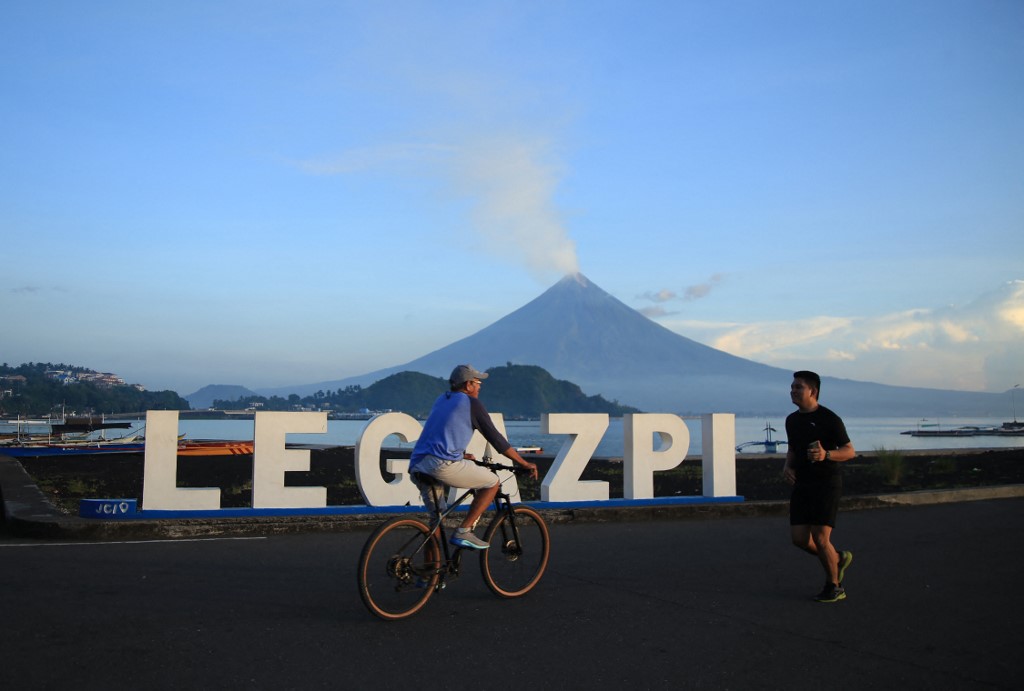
476, 457, 531, 475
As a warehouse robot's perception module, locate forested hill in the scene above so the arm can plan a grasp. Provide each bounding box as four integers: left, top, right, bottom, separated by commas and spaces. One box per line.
0, 362, 189, 416
483, 364, 641, 417
214, 363, 641, 418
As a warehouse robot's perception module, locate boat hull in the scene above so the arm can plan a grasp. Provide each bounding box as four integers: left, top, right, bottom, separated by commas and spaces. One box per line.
0, 439, 254, 458
0, 443, 145, 457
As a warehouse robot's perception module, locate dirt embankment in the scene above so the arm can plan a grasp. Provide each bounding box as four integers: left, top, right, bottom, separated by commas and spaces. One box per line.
15, 446, 1024, 514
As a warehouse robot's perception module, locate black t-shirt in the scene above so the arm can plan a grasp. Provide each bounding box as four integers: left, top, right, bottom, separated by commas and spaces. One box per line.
785, 404, 851, 486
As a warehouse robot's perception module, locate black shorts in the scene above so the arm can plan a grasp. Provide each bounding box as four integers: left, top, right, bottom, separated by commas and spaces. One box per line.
789, 482, 842, 527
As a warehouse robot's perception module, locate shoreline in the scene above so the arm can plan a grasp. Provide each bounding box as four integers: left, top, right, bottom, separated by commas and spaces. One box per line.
9, 445, 1023, 517
2, 446, 1022, 541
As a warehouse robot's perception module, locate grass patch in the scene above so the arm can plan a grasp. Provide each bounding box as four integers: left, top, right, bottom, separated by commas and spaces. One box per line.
929, 456, 957, 475
875, 446, 907, 486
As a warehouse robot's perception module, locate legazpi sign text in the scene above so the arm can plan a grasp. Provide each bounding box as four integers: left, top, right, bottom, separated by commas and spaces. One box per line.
140, 410, 737, 511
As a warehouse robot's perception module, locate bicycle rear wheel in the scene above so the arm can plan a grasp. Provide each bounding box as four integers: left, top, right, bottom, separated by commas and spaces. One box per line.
480, 506, 550, 598
357, 517, 441, 620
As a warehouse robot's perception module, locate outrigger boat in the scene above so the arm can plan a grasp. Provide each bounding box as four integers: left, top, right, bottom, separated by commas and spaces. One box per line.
736, 421, 788, 453
0, 414, 147, 456
2, 416, 261, 457
2, 412, 263, 457
1, 436, 256, 458
0, 440, 147, 457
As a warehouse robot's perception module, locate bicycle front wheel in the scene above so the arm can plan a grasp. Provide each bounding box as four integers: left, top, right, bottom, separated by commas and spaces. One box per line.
357, 517, 440, 620
480, 505, 550, 598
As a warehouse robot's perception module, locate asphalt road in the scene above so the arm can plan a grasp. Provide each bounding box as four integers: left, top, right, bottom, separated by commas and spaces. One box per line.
2, 499, 1021, 690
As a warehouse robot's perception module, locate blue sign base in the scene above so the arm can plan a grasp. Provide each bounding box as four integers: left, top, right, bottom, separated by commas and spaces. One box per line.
78, 495, 745, 520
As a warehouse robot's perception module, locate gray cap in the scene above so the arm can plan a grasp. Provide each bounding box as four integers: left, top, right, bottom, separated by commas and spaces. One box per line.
449, 364, 488, 387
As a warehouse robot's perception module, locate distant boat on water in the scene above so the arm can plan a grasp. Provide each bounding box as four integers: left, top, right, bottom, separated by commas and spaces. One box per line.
901, 423, 1024, 437
0, 439, 147, 457
0, 413, 146, 456
736, 421, 788, 453
1, 436, 255, 458
0, 414, 256, 457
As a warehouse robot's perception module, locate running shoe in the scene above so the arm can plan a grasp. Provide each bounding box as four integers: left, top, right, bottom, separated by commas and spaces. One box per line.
838, 550, 854, 584
814, 584, 846, 603
450, 528, 489, 550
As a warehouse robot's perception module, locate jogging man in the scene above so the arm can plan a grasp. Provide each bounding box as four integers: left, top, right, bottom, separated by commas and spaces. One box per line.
783, 370, 856, 602
409, 364, 538, 550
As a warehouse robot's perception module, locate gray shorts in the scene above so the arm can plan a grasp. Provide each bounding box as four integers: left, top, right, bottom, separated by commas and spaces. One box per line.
414, 455, 498, 491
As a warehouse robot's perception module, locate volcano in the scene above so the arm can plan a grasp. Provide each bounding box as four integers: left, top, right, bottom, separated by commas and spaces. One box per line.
263, 273, 1005, 416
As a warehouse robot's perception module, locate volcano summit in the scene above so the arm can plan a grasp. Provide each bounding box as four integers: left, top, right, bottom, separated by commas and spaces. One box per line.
260, 273, 1005, 417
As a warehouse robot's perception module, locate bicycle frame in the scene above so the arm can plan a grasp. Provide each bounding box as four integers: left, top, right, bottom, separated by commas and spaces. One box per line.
411, 463, 522, 589
357, 460, 550, 619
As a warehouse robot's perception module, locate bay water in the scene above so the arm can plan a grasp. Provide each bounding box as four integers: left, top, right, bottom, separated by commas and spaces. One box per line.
129, 415, 1024, 457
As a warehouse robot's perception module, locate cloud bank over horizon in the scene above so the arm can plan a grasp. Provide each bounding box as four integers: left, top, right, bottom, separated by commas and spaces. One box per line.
655, 279, 1024, 393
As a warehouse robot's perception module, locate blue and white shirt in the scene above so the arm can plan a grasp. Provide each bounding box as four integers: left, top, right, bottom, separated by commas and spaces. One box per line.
409, 391, 512, 470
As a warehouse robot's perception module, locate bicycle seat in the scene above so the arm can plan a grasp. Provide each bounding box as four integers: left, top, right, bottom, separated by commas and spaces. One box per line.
411, 471, 443, 488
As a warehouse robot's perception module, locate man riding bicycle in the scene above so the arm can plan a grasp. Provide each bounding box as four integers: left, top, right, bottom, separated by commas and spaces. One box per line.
408, 364, 539, 550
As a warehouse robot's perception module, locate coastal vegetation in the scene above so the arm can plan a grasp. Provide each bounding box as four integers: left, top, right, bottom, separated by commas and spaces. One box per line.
874, 446, 908, 486
0, 362, 189, 416
212, 363, 641, 418
1, 361, 636, 419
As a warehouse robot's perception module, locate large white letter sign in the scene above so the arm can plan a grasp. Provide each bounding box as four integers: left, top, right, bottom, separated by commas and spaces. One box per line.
540, 413, 609, 502
252, 411, 328, 509
462, 412, 521, 505
702, 413, 737, 497
623, 414, 690, 499
355, 412, 422, 507
142, 410, 221, 510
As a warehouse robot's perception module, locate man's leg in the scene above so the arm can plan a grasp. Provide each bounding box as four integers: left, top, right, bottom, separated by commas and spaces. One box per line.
810, 524, 840, 585
462, 482, 498, 529
791, 524, 816, 555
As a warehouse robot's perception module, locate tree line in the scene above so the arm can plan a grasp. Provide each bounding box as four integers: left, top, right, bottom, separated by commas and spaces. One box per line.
0, 362, 189, 416
1, 361, 641, 419
213, 363, 642, 418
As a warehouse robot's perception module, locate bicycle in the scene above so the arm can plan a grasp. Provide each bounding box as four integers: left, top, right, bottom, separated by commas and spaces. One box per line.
357, 458, 551, 620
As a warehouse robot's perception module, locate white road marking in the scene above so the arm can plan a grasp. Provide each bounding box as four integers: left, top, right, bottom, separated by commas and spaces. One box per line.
0, 536, 268, 548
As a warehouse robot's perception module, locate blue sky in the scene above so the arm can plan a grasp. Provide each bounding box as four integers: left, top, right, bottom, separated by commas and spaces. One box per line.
2, 1, 1022, 398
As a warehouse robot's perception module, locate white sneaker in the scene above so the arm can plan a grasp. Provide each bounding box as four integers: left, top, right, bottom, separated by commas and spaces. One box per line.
450, 528, 489, 550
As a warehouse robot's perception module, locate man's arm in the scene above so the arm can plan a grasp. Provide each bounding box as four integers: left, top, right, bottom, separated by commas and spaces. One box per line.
501, 446, 539, 480
783, 449, 797, 485
468, 398, 512, 455
828, 442, 855, 462
469, 398, 538, 479
807, 440, 855, 463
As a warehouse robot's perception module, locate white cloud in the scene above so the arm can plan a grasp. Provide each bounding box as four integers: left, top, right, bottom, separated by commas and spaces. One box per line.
641, 275, 726, 307
445, 133, 579, 278
999, 299, 1024, 329
291, 143, 450, 176
654, 280, 1024, 392
824, 349, 856, 362
710, 316, 852, 359
640, 288, 677, 303
638, 305, 672, 318
290, 133, 579, 280
684, 274, 725, 301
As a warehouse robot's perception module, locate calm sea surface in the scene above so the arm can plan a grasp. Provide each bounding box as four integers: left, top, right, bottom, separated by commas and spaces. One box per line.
25, 415, 1015, 457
